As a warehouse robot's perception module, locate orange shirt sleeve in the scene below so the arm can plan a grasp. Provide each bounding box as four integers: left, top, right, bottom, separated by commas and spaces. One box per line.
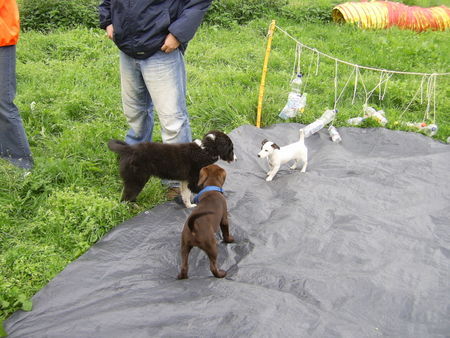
0, 0, 20, 47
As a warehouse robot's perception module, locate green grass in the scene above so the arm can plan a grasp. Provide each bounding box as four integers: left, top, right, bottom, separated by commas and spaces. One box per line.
1, 11, 449, 325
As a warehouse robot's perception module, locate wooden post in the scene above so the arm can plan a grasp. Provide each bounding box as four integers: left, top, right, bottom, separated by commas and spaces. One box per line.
256, 20, 276, 128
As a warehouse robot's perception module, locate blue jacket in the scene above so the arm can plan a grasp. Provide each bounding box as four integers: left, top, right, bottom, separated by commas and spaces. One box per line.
99, 0, 213, 59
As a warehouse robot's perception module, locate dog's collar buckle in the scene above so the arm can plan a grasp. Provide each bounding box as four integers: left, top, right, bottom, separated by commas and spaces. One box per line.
193, 186, 223, 204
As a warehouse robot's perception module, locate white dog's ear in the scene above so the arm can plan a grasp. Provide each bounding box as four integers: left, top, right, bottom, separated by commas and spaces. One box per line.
261, 139, 269, 146
271, 143, 280, 150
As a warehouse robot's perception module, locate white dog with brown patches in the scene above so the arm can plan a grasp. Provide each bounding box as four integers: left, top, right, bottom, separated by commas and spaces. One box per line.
257, 129, 308, 181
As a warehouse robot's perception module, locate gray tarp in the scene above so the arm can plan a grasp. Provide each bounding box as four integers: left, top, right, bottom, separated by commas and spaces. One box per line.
5, 124, 450, 337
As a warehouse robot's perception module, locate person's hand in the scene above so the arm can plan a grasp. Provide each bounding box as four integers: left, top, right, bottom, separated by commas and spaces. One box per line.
106, 24, 114, 40
161, 33, 180, 53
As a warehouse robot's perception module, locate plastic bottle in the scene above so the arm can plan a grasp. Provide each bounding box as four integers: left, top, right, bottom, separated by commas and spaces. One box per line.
278, 73, 305, 120
406, 122, 438, 136
371, 111, 388, 126
363, 105, 388, 125
425, 124, 438, 136
291, 73, 303, 94
303, 120, 324, 137
328, 125, 342, 143
347, 117, 365, 125
363, 104, 377, 117
279, 92, 303, 119
320, 109, 337, 124
303, 109, 337, 138
298, 92, 307, 113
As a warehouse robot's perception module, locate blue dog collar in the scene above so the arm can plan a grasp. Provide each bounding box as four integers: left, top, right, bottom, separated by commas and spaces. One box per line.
194, 186, 223, 204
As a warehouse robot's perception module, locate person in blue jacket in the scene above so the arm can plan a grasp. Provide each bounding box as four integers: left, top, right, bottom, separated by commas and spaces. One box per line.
99, 0, 213, 197
99, 0, 213, 145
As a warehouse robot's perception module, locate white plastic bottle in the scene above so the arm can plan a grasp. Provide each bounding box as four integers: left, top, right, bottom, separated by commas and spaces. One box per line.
279, 73, 304, 120
320, 109, 337, 124
406, 122, 438, 136
303, 120, 325, 137
423, 124, 438, 136
328, 125, 342, 143
372, 111, 388, 125
279, 93, 302, 119
298, 92, 307, 113
363, 104, 388, 125
363, 104, 377, 117
303, 109, 337, 138
291, 73, 303, 93
347, 117, 365, 125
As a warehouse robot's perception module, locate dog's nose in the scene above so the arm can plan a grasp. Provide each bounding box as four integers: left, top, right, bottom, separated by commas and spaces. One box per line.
257, 154, 260, 158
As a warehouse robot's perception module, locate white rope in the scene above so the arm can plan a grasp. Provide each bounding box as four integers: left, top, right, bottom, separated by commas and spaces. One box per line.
424, 74, 438, 123
433, 75, 437, 123
334, 60, 338, 110
376, 72, 383, 101
303, 47, 316, 92
419, 76, 426, 104
274, 24, 447, 125
297, 43, 302, 75
291, 43, 298, 80
377, 72, 391, 101
275, 25, 450, 77
380, 73, 392, 101
399, 75, 427, 120
315, 49, 320, 76
352, 66, 359, 105
366, 72, 393, 103
358, 69, 369, 106
425, 75, 433, 121
336, 67, 356, 107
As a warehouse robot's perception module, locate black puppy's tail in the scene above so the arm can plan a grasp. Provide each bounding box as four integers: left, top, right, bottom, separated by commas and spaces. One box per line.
187, 211, 214, 233
108, 139, 130, 156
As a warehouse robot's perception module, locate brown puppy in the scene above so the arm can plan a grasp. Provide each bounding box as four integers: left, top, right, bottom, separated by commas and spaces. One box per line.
178, 164, 234, 279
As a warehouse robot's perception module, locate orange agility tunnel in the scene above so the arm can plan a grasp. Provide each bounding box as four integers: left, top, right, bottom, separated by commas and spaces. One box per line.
332, 1, 450, 32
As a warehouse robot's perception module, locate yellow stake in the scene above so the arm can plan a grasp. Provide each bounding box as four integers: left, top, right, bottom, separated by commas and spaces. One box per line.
256, 20, 276, 128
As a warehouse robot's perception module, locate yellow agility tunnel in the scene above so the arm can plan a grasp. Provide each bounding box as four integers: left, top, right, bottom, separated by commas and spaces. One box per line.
332, 1, 450, 32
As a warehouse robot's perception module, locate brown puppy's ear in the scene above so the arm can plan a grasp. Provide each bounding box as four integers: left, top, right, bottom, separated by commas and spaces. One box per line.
218, 167, 227, 186
198, 167, 208, 187
271, 143, 280, 150
261, 139, 269, 146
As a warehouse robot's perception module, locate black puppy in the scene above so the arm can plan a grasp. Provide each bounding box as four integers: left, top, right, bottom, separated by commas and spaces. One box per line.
108, 131, 236, 207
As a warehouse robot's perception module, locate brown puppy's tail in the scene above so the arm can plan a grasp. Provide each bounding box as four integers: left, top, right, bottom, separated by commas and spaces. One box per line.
187, 211, 214, 233
108, 139, 130, 155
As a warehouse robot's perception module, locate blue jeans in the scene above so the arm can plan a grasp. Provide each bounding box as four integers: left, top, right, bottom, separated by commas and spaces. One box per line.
0, 45, 33, 169
119, 49, 192, 145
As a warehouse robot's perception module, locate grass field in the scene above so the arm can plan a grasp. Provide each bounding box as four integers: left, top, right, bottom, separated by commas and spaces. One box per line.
1, 2, 449, 326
